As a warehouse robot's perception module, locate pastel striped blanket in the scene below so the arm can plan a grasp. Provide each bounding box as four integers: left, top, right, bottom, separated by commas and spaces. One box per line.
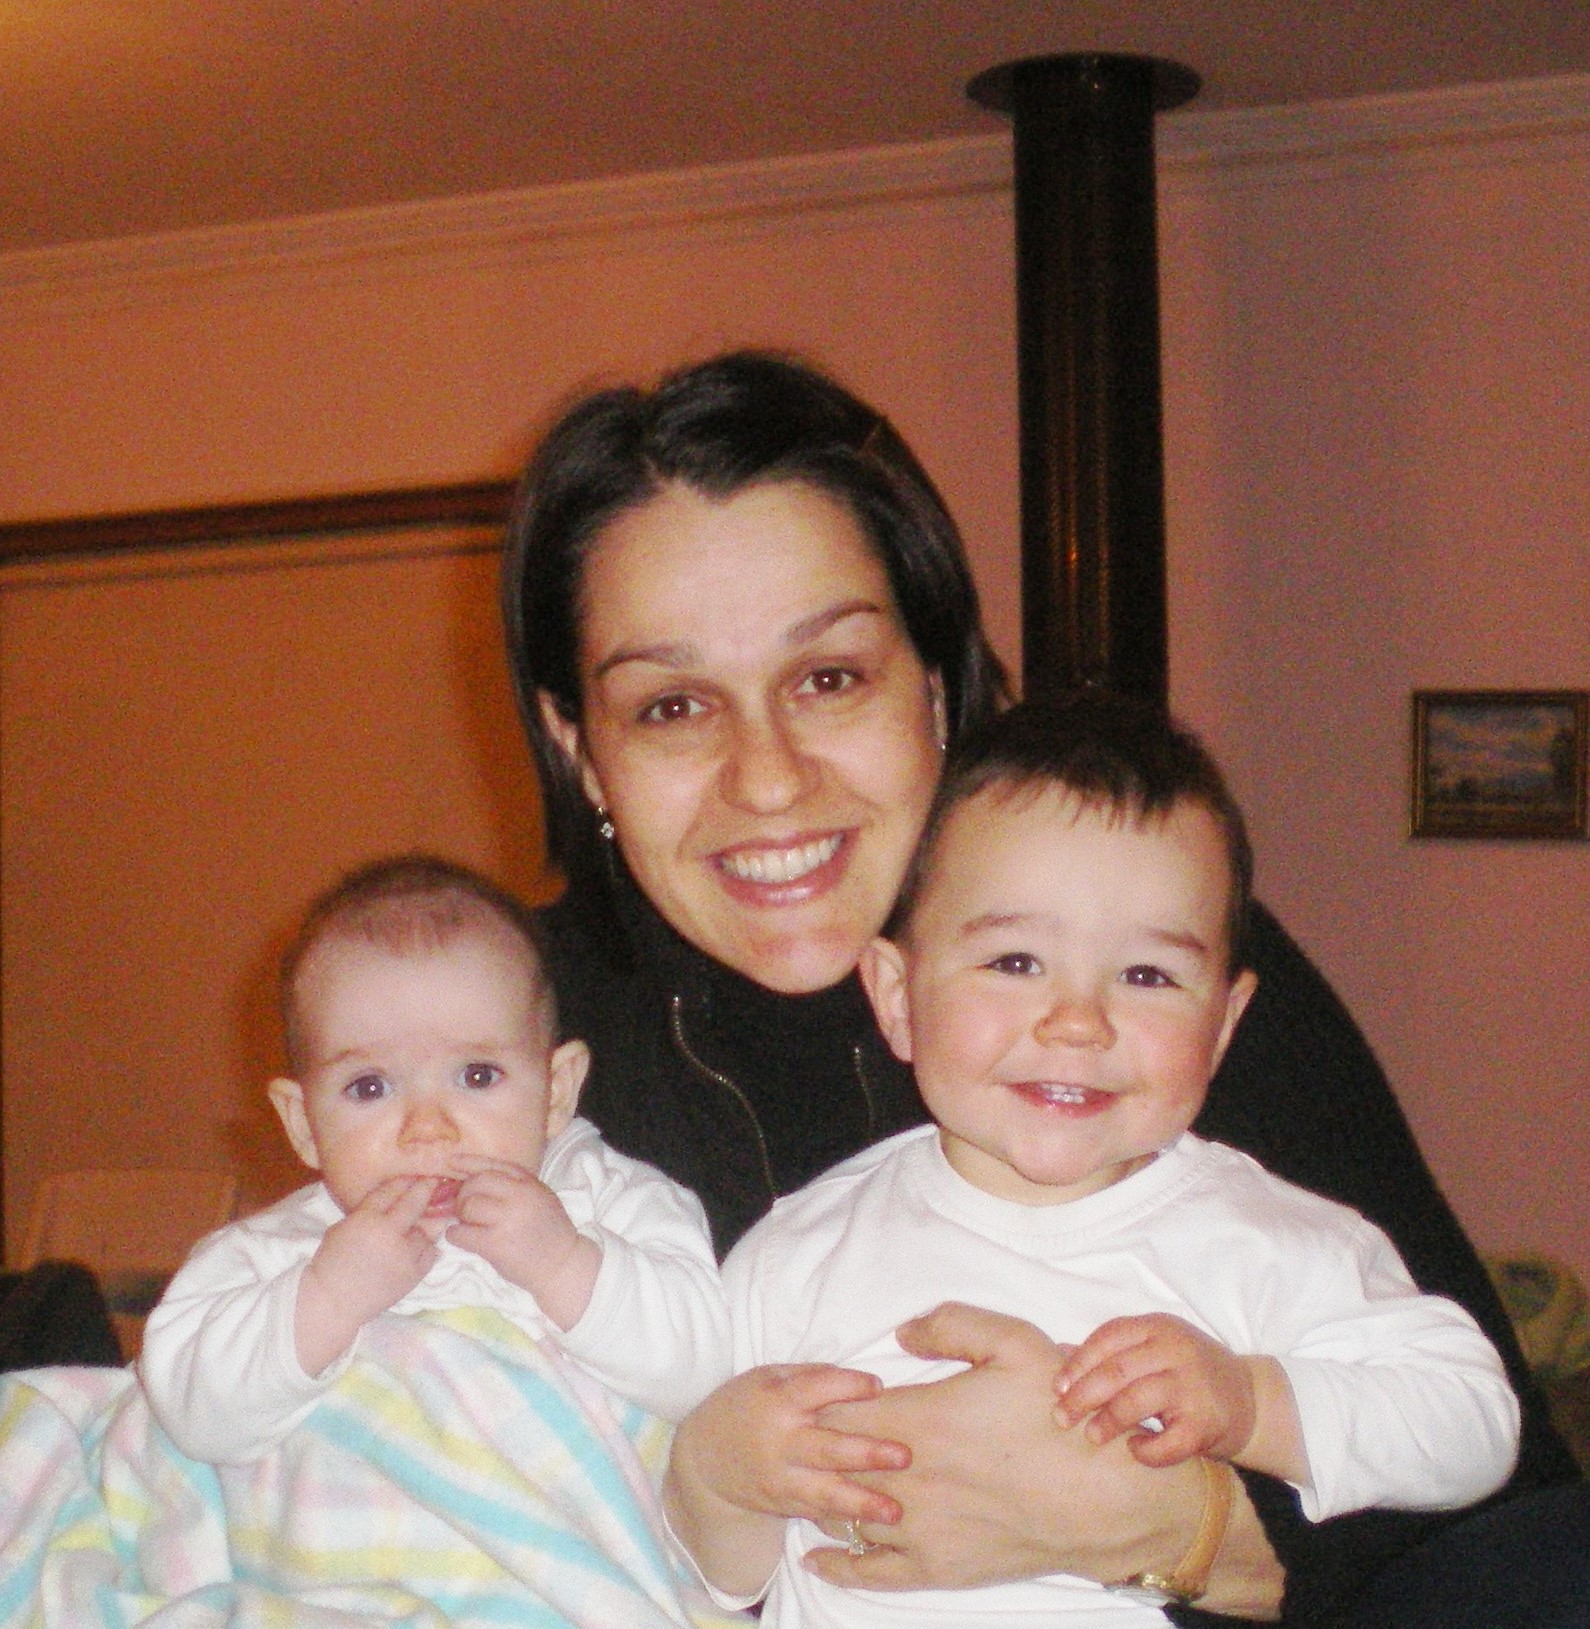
0, 1304, 749, 1628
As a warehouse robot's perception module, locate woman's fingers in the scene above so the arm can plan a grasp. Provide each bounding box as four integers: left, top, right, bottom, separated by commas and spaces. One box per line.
894, 1300, 1062, 1369
803, 1538, 913, 1590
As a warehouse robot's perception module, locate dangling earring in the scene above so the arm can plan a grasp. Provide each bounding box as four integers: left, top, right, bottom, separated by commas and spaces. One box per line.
596, 807, 615, 842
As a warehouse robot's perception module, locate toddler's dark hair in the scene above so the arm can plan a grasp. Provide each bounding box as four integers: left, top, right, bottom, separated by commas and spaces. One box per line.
889, 695, 1254, 973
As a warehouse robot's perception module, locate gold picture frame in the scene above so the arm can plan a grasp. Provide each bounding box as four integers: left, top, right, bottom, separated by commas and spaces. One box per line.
1411, 690, 1588, 840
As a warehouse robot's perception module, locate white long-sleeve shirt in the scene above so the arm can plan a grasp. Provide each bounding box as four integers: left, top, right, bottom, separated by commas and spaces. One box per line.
142, 1117, 729, 1463
721, 1127, 1521, 1629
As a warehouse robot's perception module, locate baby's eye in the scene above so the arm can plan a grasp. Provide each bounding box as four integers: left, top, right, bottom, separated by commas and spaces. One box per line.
1122, 965, 1176, 988
460, 1063, 501, 1090
638, 692, 706, 725
985, 951, 1042, 976
343, 1073, 390, 1103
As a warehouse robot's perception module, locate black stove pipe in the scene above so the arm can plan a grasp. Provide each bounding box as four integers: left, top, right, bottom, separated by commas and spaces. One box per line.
967, 53, 1199, 708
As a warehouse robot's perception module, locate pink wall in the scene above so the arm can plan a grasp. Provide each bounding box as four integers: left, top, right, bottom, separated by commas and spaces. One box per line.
1160, 114, 1590, 1278
2, 84, 1586, 1280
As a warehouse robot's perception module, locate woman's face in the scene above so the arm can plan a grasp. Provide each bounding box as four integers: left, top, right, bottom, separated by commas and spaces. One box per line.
545, 479, 945, 994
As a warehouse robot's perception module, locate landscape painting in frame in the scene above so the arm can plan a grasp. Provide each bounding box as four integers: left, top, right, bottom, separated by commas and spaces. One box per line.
1411, 690, 1588, 839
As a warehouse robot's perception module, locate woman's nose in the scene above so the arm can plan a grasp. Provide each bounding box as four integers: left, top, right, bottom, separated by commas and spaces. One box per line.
1034, 990, 1115, 1049
719, 710, 815, 813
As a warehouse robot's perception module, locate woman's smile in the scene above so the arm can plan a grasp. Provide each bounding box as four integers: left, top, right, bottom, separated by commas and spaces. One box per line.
712, 831, 849, 892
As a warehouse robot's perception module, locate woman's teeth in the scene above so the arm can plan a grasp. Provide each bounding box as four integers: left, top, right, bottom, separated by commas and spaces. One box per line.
720, 834, 841, 884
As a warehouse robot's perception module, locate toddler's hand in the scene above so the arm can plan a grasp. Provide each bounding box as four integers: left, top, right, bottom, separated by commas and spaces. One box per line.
1053, 1313, 1255, 1467
296, 1175, 438, 1374
673, 1363, 908, 1528
446, 1157, 599, 1329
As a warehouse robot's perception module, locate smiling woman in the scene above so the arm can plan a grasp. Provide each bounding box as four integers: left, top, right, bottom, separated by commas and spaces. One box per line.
544, 480, 946, 996
504, 351, 1002, 1246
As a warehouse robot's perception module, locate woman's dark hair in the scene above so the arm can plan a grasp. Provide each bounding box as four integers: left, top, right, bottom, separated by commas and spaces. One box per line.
890, 694, 1255, 974
502, 350, 1006, 895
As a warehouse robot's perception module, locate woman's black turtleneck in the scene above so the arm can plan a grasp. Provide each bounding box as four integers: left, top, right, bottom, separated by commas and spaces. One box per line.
535, 860, 924, 1258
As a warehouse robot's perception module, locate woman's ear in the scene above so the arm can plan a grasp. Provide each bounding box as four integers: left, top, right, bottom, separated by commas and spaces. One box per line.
858, 937, 914, 1064
537, 691, 607, 810
544, 1038, 591, 1139
267, 1077, 322, 1171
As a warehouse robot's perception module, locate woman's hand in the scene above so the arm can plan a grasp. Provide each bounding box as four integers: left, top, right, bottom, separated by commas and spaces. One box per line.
804, 1303, 1284, 1619
664, 1362, 910, 1597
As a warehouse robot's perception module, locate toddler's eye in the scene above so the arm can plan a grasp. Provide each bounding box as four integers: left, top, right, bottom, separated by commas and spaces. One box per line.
986, 951, 1041, 976
344, 1073, 389, 1102
461, 1063, 501, 1090
1123, 965, 1175, 988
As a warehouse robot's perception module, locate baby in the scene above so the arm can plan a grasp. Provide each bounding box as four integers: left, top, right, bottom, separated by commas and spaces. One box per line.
141, 854, 730, 1464
667, 696, 1521, 1628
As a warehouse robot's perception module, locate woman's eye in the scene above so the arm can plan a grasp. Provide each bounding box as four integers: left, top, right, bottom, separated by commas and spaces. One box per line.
461, 1063, 501, 1090
986, 951, 1041, 976
1123, 965, 1175, 988
638, 693, 705, 725
796, 666, 860, 698
344, 1073, 389, 1103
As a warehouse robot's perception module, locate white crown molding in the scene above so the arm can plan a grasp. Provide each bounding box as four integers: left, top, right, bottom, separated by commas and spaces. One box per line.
3, 73, 1586, 307
1161, 71, 1590, 168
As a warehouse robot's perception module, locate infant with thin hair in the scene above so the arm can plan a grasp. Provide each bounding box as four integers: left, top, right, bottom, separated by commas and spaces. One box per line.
142, 854, 729, 1464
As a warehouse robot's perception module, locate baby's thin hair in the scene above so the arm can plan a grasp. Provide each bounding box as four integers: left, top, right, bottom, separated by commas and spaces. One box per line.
889, 694, 1255, 973
280, 855, 555, 1074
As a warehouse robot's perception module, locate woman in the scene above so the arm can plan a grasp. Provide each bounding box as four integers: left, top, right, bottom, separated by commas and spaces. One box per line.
503, 351, 1584, 1626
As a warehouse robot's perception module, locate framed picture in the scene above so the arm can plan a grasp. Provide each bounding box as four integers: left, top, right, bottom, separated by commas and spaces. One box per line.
1411, 690, 1588, 839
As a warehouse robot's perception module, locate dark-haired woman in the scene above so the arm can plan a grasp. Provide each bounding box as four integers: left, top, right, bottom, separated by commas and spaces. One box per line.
504, 350, 1586, 1627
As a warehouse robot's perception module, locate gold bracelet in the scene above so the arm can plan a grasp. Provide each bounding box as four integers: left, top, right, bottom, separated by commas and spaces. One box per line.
1105, 1456, 1238, 1608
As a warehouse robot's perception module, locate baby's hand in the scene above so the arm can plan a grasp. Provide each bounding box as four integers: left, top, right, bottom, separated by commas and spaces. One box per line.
446, 1158, 599, 1329
1053, 1313, 1255, 1467
296, 1175, 438, 1374
674, 1363, 907, 1528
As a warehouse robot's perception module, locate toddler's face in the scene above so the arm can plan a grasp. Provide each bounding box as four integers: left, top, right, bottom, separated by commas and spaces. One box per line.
864, 784, 1257, 1207
270, 924, 586, 1229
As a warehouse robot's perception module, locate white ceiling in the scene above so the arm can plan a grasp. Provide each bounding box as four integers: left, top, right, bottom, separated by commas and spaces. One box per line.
6, 0, 1590, 256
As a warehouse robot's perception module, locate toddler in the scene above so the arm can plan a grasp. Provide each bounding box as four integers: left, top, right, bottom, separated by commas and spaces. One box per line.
667, 696, 1520, 1628
142, 854, 730, 1464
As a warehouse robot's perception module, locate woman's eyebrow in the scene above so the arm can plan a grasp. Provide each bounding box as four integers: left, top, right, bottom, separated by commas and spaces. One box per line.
784, 598, 888, 646
592, 640, 697, 680
591, 599, 887, 681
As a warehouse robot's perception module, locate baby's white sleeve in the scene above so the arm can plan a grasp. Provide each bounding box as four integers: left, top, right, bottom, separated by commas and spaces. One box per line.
139, 1222, 351, 1464
550, 1128, 730, 1420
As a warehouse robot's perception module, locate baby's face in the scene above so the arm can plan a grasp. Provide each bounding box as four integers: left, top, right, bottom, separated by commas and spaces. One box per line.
864, 785, 1257, 1207
274, 924, 584, 1228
